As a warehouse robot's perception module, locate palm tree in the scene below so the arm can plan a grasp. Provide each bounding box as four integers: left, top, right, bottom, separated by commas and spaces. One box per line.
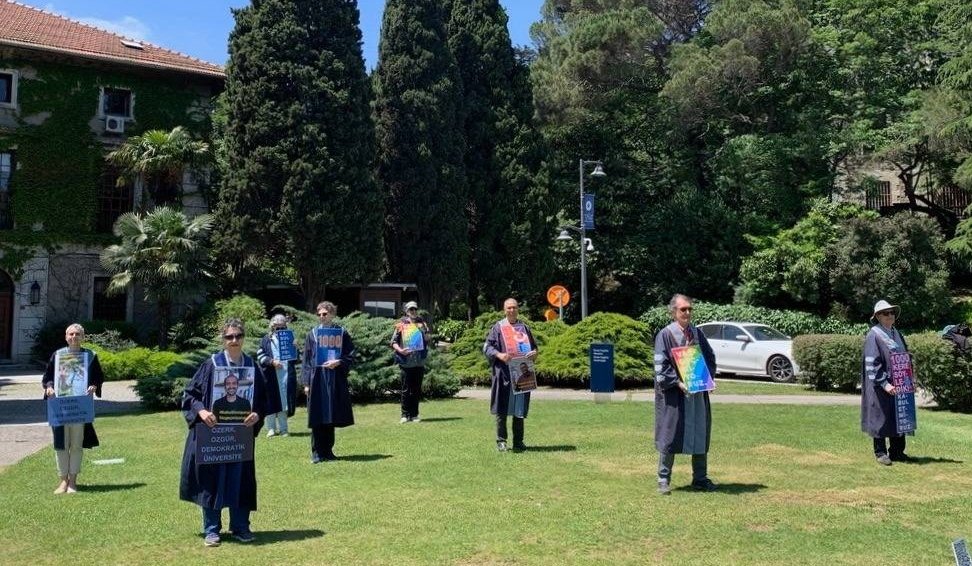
100, 207, 214, 348
106, 126, 211, 206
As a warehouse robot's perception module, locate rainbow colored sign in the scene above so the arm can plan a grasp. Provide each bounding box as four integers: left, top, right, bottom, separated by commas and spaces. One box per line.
670, 345, 715, 393
402, 323, 425, 352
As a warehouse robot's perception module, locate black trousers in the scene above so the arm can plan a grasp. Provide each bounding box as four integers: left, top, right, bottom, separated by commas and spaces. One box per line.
873, 436, 906, 458
311, 424, 335, 461
400, 366, 424, 419
495, 414, 524, 445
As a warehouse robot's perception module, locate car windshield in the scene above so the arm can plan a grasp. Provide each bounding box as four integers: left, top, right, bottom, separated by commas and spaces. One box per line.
743, 325, 789, 341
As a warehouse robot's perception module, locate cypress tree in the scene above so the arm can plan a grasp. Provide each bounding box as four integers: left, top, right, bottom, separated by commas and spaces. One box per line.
374, 0, 468, 316
446, 0, 552, 316
215, 0, 383, 305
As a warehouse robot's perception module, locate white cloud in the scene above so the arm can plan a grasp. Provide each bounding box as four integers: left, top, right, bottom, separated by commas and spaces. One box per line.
75, 15, 151, 41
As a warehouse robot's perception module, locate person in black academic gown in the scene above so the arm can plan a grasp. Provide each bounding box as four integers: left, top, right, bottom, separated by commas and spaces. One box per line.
180, 318, 278, 547
42, 323, 104, 494
301, 301, 355, 463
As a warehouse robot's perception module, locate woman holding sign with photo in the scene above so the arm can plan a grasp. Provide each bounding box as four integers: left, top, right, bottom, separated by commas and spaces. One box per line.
180, 318, 269, 547
652, 294, 717, 495
301, 301, 355, 463
42, 323, 104, 494
862, 300, 916, 466
257, 314, 298, 437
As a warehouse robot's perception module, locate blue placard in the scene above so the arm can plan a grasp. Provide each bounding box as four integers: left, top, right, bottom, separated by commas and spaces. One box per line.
590, 343, 614, 393
582, 193, 595, 230
47, 395, 95, 427
315, 327, 343, 366
194, 423, 254, 464
276, 329, 297, 361
894, 393, 917, 434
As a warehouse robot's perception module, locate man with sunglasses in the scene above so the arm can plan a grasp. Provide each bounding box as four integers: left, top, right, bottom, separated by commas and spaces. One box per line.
652, 294, 718, 494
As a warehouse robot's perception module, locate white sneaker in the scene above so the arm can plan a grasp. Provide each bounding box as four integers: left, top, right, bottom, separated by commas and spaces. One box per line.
266, 430, 276, 438
400, 417, 409, 424
411, 417, 421, 423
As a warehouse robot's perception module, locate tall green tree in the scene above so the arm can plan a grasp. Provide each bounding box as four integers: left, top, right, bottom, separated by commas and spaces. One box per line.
100, 207, 213, 348
446, 0, 552, 316
215, 0, 383, 304
374, 0, 467, 314
106, 126, 210, 207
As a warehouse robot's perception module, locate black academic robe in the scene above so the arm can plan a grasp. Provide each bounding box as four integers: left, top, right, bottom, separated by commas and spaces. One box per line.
653, 322, 716, 454
42, 347, 105, 450
483, 319, 536, 418
179, 351, 266, 511
257, 333, 297, 417
861, 325, 911, 438
300, 326, 355, 427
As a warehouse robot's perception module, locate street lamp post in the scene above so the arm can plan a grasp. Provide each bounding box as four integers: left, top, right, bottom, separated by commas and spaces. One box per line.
562, 159, 605, 320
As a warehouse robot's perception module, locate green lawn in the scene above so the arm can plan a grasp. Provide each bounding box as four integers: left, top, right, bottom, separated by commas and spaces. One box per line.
1, 399, 969, 565
711, 379, 850, 396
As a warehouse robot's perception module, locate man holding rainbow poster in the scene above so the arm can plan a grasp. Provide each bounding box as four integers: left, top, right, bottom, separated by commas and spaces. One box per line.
652, 293, 718, 495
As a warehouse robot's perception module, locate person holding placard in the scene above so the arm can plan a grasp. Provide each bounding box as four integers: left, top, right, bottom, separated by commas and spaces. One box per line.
390, 301, 429, 423
180, 319, 267, 547
257, 314, 298, 437
42, 323, 104, 495
483, 298, 538, 452
862, 300, 916, 466
301, 301, 355, 463
652, 294, 718, 494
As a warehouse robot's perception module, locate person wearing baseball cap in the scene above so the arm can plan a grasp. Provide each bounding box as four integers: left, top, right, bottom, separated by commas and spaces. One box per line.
391, 301, 429, 423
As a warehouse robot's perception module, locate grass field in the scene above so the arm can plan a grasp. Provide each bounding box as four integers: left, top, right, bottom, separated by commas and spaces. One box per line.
1, 398, 969, 565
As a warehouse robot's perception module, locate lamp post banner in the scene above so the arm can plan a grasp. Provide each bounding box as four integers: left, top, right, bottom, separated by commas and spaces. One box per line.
582, 194, 595, 230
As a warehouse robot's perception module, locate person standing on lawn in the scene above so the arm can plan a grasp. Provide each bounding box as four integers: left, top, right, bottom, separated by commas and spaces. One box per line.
862, 300, 915, 465
483, 298, 538, 452
301, 301, 355, 463
390, 301, 429, 423
653, 294, 718, 495
257, 314, 297, 437
180, 318, 267, 547
42, 323, 104, 495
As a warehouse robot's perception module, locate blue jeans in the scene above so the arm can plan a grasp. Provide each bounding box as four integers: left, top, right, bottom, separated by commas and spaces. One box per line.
658, 451, 708, 483
202, 506, 251, 536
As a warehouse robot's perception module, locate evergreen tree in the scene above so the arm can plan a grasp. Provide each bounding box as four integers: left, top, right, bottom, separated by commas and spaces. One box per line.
214, 0, 383, 305
446, 0, 552, 316
374, 0, 467, 315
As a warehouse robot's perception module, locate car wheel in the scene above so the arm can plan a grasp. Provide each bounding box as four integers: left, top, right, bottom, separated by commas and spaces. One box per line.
767, 355, 795, 383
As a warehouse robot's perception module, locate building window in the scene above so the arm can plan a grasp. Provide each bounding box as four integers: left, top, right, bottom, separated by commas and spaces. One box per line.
97, 163, 134, 233
866, 180, 891, 210
363, 300, 397, 318
0, 151, 13, 229
92, 276, 127, 321
0, 71, 16, 107
102, 87, 133, 117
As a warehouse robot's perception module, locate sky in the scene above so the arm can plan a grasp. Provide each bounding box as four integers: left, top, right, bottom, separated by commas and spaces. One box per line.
22, 0, 546, 69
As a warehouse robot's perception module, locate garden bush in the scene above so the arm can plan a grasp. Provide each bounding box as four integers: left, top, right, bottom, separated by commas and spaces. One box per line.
908, 333, 972, 413
640, 301, 869, 338
792, 334, 862, 392
433, 318, 468, 343
448, 312, 562, 386
134, 373, 190, 411
87, 345, 184, 382
32, 320, 139, 361
538, 312, 653, 386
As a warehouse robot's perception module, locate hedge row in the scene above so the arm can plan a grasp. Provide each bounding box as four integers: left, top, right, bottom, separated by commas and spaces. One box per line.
448, 311, 653, 386
793, 332, 972, 412
639, 301, 869, 338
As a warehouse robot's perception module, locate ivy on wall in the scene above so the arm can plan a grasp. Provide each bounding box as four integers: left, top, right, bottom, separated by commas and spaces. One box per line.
0, 57, 216, 275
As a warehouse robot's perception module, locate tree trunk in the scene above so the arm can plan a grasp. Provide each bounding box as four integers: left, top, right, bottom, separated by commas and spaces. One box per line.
157, 298, 170, 350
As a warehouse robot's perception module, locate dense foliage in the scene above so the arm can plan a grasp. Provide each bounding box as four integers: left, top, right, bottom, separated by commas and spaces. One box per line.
639, 301, 869, 338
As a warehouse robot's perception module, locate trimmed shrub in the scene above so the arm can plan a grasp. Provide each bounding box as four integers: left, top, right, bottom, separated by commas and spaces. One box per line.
135, 374, 190, 411
87, 345, 184, 383
640, 301, 868, 338
792, 334, 862, 392
32, 320, 139, 361
448, 312, 564, 386
908, 333, 972, 413
538, 312, 653, 386
85, 330, 136, 351
434, 318, 468, 343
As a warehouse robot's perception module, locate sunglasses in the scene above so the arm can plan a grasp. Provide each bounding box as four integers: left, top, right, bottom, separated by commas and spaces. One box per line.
877, 310, 896, 316
678, 307, 693, 313
223, 333, 245, 341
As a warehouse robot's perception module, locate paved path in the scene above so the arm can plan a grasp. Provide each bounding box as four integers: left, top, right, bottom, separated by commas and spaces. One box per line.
0, 374, 933, 469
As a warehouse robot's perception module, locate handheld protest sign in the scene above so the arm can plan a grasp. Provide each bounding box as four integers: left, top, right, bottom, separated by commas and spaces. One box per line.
670, 345, 715, 394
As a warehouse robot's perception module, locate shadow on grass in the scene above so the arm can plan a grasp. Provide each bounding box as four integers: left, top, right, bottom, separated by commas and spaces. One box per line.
280, 432, 310, 437
673, 482, 767, 495
80, 482, 147, 492
335, 454, 393, 462
250, 529, 326, 545
519, 445, 576, 453
416, 417, 462, 423
898, 456, 963, 465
